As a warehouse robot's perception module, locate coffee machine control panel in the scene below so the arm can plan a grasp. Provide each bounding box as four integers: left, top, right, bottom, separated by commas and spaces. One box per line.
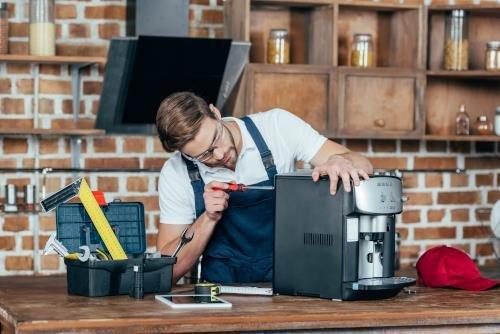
352, 175, 403, 214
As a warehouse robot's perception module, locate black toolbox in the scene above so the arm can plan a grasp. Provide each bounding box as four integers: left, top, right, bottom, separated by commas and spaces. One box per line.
56, 202, 176, 297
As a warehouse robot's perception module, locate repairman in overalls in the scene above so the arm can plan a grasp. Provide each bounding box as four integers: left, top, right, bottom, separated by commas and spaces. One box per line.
156, 92, 373, 283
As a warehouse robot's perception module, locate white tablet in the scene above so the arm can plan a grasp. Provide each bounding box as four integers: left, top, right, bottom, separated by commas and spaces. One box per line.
155, 294, 232, 309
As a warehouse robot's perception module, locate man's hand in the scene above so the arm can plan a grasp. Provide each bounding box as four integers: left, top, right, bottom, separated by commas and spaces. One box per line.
312, 153, 370, 195
203, 181, 230, 221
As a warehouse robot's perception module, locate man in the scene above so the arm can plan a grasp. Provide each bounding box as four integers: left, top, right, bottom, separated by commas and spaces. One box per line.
156, 91, 373, 284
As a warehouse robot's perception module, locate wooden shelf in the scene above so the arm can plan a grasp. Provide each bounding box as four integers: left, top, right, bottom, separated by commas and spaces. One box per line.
225, 1, 500, 143
0, 128, 105, 136
252, 0, 332, 5
427, 70, 500, 80
0, 55, 106, 65
424, 135, 500, 142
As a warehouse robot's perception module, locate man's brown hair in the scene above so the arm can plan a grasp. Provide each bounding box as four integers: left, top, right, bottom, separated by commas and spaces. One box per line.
156, 91, 216, 152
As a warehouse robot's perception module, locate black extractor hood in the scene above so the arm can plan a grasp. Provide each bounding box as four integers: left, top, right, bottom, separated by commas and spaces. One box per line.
95, 36, 250, 135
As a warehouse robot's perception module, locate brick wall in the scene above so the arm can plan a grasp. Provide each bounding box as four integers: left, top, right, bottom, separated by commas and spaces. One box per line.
0, 0, 498, 275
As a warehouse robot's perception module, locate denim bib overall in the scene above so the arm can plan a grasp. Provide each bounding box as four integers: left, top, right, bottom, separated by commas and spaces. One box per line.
182, 117, 276, 283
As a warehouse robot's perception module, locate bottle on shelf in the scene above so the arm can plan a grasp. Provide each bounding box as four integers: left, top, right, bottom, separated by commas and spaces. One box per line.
444, 10, 468, 71
455, 103, 470, 136
485, 41, 500, 71
267, 29, 290, 65
350, 33, 375, 68
0, 2, 8, 54
474, 115, 493, 136
495, 106, 500, 136
29, 0, 55, 56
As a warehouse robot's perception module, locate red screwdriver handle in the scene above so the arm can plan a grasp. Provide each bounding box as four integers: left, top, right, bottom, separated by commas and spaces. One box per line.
214, 183, 246, 192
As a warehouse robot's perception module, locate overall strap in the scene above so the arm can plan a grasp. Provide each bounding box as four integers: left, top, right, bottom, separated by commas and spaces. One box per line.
241, 116, 277, 180
182, 156, 205, 218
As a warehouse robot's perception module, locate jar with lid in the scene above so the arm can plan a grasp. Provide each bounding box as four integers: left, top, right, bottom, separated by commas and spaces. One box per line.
0, 2, 8, 54
29, 0, 55, 56
474, 115, 493, 135
444, 10, 468, 71
495, 106, 500, 136
485, 41, 500, 71
455, 103, 470, 135
350, 33, 375, 68
267, 29, 289, 64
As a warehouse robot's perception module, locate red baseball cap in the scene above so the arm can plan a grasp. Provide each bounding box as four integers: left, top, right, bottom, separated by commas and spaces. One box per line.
416, 245, 499, 291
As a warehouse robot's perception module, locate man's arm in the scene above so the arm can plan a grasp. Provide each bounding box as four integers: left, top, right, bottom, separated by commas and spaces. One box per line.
157, 213, 218, 282
309, 139, 373, 195
156, 181, 229, 283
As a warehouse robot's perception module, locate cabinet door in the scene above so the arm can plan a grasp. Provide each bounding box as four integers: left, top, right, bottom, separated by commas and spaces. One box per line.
246, 64, 334, 133
337, 69, 424, 138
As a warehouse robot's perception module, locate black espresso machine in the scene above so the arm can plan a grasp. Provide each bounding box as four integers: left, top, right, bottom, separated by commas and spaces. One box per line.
273, 171, 415, 301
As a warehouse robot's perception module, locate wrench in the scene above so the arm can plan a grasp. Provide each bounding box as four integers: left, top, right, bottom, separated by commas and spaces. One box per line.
77, 245, 98, 262
171, 227, 194, 258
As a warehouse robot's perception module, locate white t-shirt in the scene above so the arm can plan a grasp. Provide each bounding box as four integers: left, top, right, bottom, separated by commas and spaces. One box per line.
159, 108, 327, 225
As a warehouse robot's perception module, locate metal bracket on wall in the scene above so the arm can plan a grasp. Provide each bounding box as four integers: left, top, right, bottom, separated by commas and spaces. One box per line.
70, 137, 82, 176
70, 63, 93, 172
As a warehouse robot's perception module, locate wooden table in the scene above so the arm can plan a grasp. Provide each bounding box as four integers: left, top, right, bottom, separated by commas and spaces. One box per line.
0, 268, 499, 333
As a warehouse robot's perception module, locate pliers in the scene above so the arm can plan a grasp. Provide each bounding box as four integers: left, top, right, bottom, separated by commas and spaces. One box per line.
171, 226, 195, 257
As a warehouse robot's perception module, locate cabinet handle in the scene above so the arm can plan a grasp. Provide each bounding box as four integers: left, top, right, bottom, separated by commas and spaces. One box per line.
374, 119, 386, 128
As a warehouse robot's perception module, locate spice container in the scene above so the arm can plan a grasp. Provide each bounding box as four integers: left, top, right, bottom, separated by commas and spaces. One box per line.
350, 34, 375, 68
474, 115, 493, 135
485, 41, 500, 71
455, 103, 470, 135
29, 0, 55, 56
267, 29, 289, 64
494, 107, 500, 136
444, 10, 468, 71
0, 2, 8, 54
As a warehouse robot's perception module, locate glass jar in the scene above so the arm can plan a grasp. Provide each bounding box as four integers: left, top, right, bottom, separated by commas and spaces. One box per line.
494, 106, 500, 136
485, 41, 500, 71
29, 0, 55, 56
455, 103, 470, 135
0, 2, 8, 54
474, 115, 493, 135
267, 29, 289, 64
444, 10, 468, 71
350, 33, 375, 68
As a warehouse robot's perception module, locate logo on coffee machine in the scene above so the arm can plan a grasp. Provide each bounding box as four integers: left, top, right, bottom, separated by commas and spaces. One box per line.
376, 182, 392, 187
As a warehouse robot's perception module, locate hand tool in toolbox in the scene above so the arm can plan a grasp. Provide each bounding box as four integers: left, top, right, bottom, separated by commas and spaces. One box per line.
213, 182, 274, 192
43, 232, 97, 262
40, 178, 127, 260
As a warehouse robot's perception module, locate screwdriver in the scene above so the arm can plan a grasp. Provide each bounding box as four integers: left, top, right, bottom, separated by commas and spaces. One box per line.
214, 183, 274, 192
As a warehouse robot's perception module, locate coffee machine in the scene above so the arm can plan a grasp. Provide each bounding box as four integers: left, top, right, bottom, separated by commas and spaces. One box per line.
273, 171, 415, 300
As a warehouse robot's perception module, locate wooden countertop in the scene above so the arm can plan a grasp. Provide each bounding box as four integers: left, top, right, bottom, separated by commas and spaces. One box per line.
0, 268, 499, 333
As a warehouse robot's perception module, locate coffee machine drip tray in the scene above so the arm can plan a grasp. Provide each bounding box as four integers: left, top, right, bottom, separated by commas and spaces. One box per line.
350, 277, 416, 291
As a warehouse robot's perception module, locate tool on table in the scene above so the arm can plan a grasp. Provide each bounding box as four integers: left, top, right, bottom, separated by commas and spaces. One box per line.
195, 283, 273, 299
171, 226, 194, 258
129, 264, 144, 299
214, 183, 274, 192
40, 178, 127, 260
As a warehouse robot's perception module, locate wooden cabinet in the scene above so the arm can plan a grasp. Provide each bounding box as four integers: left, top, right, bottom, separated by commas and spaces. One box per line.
425, 5, 500, 138
337, 4, 423, 69
225, 1, 500, 141
337, 68, 424, 138
245, 64, 334, 133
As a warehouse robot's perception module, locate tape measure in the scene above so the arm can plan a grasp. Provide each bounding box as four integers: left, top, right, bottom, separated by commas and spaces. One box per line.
41, 178, 127, 260
194, 283, 220, 302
